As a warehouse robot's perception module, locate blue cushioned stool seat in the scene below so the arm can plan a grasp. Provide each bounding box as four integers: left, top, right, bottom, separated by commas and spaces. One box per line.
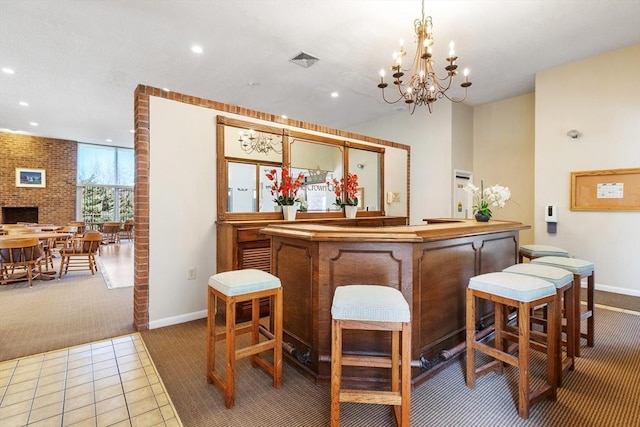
208, 268, 281, 296
519, 244, 569, 262
530, 256, 594, 277
206, 269, 283, 409
468, 272, 556, 302
503, 263, 576, 386
331, 285, 412, 427
530, 256, 595, 355
503, 264, 573, 288
331, 285, 410, 322
466, 272, 558, 419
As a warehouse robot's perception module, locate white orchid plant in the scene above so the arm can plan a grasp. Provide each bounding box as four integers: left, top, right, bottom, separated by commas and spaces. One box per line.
464, 181, 511, 217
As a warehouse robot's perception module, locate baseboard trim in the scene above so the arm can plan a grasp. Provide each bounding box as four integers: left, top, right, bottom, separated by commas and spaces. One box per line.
583, 281, 640, 297
149, 310, 207, 330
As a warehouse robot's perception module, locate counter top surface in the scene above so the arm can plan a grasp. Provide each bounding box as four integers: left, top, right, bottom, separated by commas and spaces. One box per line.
260, 218, 529, 242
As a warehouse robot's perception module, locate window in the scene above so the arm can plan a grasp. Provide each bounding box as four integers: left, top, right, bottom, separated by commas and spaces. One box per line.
77, 144, 134, 223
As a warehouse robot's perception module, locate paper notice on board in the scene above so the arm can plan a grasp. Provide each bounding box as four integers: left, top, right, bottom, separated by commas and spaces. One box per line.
597, 183, 624, 198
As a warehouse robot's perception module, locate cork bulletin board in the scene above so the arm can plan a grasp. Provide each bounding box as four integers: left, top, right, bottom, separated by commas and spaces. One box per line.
570, 168, 640, 211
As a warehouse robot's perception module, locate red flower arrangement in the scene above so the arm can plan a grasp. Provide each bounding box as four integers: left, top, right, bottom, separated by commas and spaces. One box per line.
329, 173, 359, 207
265, 167, 305, 206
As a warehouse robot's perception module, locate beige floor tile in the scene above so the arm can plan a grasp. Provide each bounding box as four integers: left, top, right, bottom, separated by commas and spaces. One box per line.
62, 403, 95, 426
93, 366, 119, 381
35, 378, 65, 397
0, 333, 182, 427
67, 371, 95, 389
94, 374, 122, 391
0, 400, 30, 420
5, 377, 38, 395
65, 392, 95, 412
122, 377, 149, 394
27, 401, 64, 424
0, 387, 36, 407
130, 407, 163, 427
125, 385, 154, 404
96, 394, 126, 415
127, 396, 159, 418
96, 405, 129, 427
27, 414, 63, 427
0, 410, 30, 427
95, 383, 124, 403
32, 390, 64, 410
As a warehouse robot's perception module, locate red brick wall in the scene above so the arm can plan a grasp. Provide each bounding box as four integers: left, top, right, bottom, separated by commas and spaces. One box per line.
0, 132, 77, 225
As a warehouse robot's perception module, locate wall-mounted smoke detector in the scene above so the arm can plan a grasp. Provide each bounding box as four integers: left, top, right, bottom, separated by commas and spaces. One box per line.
289, 51, 319, 68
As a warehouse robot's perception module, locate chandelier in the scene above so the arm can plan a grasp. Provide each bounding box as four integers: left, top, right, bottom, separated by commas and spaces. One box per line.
377, 0, 472, 114
238, 130, 283, 155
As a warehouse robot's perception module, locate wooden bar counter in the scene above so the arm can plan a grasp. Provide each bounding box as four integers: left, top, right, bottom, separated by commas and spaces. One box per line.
260, 218, 529, 388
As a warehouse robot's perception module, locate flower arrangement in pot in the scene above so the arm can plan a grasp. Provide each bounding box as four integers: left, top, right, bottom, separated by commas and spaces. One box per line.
463, 180, 511, 221
265, 168, 305, 219
329, 173, 359, 217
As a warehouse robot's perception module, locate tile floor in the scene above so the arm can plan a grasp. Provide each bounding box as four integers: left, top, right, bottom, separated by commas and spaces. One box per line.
0, 334, 182, 427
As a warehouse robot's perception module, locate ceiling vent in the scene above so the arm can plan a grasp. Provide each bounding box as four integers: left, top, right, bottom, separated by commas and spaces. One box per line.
289, 51, 319, 68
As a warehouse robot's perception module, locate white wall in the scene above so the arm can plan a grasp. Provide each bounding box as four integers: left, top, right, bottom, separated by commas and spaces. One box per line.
535, 44, 640, 296
148, 97, 218, 328
351, 103, 454, 224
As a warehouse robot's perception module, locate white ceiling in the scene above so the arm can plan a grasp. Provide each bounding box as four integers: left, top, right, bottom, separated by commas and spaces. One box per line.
1, 1, 639, 149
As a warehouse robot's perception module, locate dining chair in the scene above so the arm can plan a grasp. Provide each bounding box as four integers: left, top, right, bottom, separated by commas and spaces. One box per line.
58, 231, 102, 277
0, 237, 45, 287
101, 222, 121, 244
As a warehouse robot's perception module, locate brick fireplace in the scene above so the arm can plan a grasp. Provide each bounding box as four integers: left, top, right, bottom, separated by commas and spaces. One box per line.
2, 207, 39, 224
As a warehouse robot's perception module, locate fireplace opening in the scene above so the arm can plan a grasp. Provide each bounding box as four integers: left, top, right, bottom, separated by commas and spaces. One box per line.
2, 207, 39, 224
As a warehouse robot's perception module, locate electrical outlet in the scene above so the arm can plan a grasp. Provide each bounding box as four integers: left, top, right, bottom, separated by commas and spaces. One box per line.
187, 268, 196, 280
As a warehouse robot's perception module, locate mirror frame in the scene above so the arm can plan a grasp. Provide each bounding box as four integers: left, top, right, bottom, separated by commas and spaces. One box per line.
217, 115, 385, 221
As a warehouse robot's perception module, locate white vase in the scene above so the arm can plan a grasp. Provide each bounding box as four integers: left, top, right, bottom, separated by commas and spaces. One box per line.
274, 205, 283, 213
344, 205, 357, 218
282, 205, 297, 221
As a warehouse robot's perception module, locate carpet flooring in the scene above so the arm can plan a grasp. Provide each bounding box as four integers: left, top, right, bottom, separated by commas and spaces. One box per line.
142, 307, 640, 427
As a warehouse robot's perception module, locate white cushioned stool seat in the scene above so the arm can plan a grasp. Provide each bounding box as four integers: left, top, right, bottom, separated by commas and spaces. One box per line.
530, 256, 596, 355
503, 263, 576, 386
530, 256, 594, 277
519, 244, 569, 258
466, 271, 559, 419
331, 285, 410, 322
469, 272, 556, 302
503, 264, 573, 288
206, 269, 283, 409
331, 285, 412, 426
208, 268, 281, 296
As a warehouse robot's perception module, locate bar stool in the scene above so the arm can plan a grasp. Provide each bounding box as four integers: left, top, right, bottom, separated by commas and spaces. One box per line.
466, 272, 558, 419
531, 256, 595, 357
206, 269, 283, 408
503, 263, 575, 386
518, 244, 569, 263
331, 285, 411, 427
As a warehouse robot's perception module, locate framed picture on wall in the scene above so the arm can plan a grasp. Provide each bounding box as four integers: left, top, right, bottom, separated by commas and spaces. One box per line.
16, 168, 46, 188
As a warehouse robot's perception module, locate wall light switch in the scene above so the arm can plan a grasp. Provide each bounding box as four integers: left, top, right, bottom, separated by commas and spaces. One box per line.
387, 192, 401, 204
187, 268, 197, 280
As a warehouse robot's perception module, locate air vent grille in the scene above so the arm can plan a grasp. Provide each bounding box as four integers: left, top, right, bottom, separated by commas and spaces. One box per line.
289, 51, 319, 68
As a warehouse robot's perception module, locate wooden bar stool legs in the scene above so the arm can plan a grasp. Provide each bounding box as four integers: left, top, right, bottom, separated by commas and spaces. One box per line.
466, 272, 558, 419
206, 269, 283, 409
331, 285, 411, 427
531, 256, 595, 357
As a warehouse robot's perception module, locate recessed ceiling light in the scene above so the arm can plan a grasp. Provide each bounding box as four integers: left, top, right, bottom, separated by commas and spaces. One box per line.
130, 129, 135, 133
29, 122, 38, 126
162, 88, 170, 92
281, 115, 288, 119
106, 139, 112, 142
19, 101, 29, 107
2, 67, 15, 74
331, 92, 339, 98
191, 45, 203, 54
